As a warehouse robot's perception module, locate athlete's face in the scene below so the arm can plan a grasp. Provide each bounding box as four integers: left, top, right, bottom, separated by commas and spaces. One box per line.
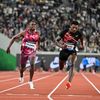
69, 24, 79, 33
29, 21, 36, 31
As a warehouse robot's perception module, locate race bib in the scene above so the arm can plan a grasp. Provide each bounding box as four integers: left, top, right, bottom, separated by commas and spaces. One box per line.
25, 42, 36, 50
66, 43, 74, 50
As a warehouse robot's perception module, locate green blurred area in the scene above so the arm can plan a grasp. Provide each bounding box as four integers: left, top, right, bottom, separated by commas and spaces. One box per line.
0, 49, 16, 70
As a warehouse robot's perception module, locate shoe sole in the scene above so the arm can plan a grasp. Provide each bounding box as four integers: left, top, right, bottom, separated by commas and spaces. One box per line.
30, 87, 35, 89
65, 85, 71, 89
65, 83, 71, 89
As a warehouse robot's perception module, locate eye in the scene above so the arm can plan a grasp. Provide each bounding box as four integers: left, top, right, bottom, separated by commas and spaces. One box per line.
32, 24, 36, 26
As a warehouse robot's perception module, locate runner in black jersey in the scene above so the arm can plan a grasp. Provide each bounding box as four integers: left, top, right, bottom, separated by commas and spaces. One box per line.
53, 21, 84, 89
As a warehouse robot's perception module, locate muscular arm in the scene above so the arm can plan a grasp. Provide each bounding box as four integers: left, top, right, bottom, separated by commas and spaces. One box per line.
52, 33, 65, 48
6, 31, 25, 53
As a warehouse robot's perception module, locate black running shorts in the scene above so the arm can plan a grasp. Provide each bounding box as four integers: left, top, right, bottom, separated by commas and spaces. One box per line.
59, 49, 76, 61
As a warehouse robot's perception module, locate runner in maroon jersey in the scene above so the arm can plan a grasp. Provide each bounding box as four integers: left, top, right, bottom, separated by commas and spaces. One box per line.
6, 20, 40, 89
53, 21, 84, 89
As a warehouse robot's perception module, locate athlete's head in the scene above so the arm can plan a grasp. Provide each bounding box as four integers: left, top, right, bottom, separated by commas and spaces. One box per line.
29, 20, 37, 31
69, 21, 79, 33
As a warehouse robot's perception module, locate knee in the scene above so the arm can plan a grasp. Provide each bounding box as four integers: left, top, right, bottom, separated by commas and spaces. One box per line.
30, 64, 34, 69
60, 66, 64, 70
20, 67, 25, 72
59, 61, 65, 70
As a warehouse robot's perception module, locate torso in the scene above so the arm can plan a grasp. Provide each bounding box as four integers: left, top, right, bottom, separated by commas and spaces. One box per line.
60, 29, 82, 51
21, 29, 40, 55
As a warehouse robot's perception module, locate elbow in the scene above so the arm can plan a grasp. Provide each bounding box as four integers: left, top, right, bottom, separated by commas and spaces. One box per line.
12, 36, 17, 40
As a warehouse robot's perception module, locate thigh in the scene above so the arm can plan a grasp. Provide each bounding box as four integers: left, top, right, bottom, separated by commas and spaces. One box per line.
68, 52, 77, 65
20, 53, 28, 68
28, 54, 35, 66
59, 49, 70, 61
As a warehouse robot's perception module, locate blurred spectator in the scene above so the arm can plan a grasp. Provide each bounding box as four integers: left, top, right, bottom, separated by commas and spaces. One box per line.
40, 57, 46, 71
94, 57, 100, 72
0, 0, 100, 52
81, 56, 88, 71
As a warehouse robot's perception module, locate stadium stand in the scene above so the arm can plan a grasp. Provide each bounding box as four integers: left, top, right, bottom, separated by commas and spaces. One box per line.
0, 0, 100, 52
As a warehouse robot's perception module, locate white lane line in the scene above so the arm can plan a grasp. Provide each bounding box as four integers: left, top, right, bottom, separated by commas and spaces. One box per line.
0, 75, 28, 83
0, 72, 49, 83
81, 73, 100, 94
0, 72, 58, 94
6, 93, 27, 95
6, 93, 40, 96
48, 75, 68, 100
59, 94, 92, 97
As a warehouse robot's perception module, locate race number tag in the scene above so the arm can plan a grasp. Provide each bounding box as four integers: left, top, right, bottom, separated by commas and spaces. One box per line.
66, 43, 74, 50
25, 42, 36, 50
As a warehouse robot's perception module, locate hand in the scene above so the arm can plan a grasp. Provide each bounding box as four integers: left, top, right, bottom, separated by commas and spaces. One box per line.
6, 48, 10, 54
62, 43, 67, 49
33, 44, 37, 51
79, 45, 84, 50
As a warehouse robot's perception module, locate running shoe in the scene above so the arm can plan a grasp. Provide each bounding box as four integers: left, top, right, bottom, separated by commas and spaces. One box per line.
28, 81, 35, 89
66, 81, 71, 89
19, 77, 24, 83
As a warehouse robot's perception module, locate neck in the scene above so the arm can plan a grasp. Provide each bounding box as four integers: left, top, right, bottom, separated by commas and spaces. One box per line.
29, 29, 35, 33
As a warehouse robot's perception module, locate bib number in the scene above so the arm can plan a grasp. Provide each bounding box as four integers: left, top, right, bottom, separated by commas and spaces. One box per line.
25, 42, 36, 50
66, 43, 74, 50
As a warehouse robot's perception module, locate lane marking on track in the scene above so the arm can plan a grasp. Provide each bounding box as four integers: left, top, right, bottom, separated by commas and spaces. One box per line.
0, 97, 47, 99
6, 93, 40, 96
48, 75, 68, 100
6, 94, 93, 97
33, 94, 40, 96
6, 93, 27, 95
0, 72, 50, 83
0, 72, 58, 94
0, 75, 28, 83
59, 94, 92, 97
81, 73, 100, 94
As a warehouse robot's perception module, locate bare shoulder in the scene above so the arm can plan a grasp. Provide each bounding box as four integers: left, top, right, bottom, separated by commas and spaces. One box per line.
18, 30, 26, 36
35, 30, 40, 34
35, 31, 40, 38
13, 30, 26, 39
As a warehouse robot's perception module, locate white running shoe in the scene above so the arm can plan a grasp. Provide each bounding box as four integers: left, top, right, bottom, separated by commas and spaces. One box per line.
28, 81, 35, 89
19, 77, 24, 83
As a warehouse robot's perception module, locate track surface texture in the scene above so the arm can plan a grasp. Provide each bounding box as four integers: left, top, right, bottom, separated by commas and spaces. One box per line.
0, 71, 100, 100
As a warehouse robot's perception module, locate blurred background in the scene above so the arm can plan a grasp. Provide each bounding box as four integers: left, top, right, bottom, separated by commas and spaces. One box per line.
0, 0, 100, 71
